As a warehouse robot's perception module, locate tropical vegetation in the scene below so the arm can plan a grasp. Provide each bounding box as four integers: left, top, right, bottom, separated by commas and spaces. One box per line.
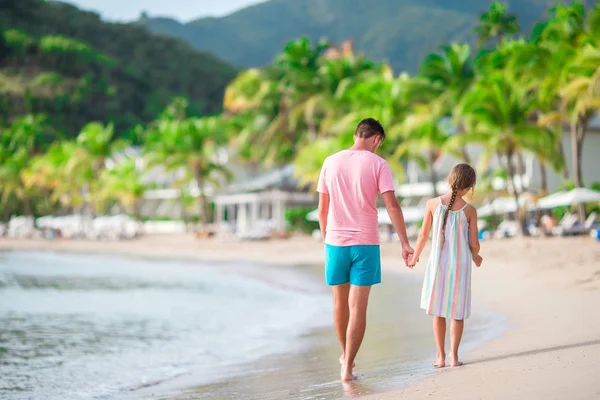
1, 1, 599, 233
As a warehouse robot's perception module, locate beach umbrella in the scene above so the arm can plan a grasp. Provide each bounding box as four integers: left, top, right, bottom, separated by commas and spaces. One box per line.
537, 188, 600, 209
477, 197, 535, 218
376, 206, 426, 224
536, 191, 566, 209
477, 198, 517, 217
306, 209, 318, 222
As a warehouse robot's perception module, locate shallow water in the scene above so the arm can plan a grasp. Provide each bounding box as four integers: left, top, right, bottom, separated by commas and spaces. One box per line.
0, 250, 502, 400
0, 251, 331, 399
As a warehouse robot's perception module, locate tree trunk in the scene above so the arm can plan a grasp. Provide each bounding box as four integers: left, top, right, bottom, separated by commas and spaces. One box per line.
572, 120, 586, 221
180, 193, 189, 233
133, 201, 142, 222
457, 123, 472, 164
461, 147, 471, 165
571, 121, 584, 188
3, 201, 9, 222
516, 152, 526, 191
539, 162, 548, 195
19, 178, 32, 217
506, 149, 528, 236
429, 150, 439, 198
22, 194, 32, 217
558, 138, 569, 180
194, 169, 210, 226
133, 201, 143, 236
306, 112, 318, 141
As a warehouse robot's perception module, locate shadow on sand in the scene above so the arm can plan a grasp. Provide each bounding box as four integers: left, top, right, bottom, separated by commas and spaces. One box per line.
467, 338, 600, 365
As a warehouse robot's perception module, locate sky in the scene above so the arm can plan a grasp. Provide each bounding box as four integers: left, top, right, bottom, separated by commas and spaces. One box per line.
61, 0, 268, 22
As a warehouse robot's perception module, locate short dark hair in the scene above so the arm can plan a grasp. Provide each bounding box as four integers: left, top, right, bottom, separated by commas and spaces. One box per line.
355, 118, 385, 140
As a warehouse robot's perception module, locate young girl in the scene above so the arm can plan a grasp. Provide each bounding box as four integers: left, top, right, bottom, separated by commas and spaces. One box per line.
408, 163, 483, 368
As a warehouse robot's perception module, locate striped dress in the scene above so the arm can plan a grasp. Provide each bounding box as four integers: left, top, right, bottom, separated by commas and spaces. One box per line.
420, 197, 472, 320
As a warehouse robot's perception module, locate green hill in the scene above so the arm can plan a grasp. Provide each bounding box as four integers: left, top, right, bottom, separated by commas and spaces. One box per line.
141, 0, 588, 73
0, 0, 237, 141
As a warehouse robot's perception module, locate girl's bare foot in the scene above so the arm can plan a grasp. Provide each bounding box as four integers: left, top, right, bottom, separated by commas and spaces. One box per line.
449, 354, 463, 367
433, 353, 446, 368
339, 354, 356, 368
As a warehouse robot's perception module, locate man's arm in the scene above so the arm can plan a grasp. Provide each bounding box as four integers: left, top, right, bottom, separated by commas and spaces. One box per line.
382, 191, 414, 263
318, 192, 330, 241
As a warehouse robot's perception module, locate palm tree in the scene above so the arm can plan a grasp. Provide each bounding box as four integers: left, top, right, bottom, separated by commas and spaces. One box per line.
478, 38, 566, 193
535, 2, 598, 219
291, 45, 381, 142
23, 140, 85, 214
0, 115, 46, 216
0, 148, 34, 215
473, 1, 519, 47
558, 3, 600, 189
293, 69, 409, 189
456, 72, 558, 233
97, 156, 150, 220
223, 68, 278, 114
144, 113, 231, 226
225, 37, 382, 168
250, 37, 329, 165
69, 122, 129, 214
331, 70, 413, 177
418, 43, 475, 163
395, 111, 451, 198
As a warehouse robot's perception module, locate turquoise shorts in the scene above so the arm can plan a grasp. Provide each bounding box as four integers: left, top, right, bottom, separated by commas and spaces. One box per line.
325, 244, 381, 286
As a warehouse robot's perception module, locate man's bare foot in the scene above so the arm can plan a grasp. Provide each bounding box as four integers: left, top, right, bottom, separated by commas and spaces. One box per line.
449, 354, 463, 367
339, 354, 356, 368
433, 353, 446, 368
340, 364, 357, 381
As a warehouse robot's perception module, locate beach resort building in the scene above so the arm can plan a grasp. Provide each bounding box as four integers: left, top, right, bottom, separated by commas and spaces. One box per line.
212, 164, 315, 238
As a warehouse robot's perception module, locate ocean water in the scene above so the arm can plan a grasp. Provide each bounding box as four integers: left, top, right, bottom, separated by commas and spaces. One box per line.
0, 250, 503, 400
0, 251, 332, 400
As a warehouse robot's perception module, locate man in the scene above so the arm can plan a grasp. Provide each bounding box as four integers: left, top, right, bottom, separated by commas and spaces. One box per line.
317, 117, 414, 381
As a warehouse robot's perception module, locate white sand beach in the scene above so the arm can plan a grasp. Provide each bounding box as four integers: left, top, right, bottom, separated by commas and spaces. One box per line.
1, 235, 599, 399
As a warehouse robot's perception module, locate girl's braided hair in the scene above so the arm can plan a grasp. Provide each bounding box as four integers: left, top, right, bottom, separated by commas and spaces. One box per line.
441, 163, 477, 243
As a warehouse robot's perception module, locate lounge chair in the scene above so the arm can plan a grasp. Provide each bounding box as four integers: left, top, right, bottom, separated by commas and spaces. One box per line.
494, 220, 519, 238
552, 213, 579, 236
563, 212, 598, 236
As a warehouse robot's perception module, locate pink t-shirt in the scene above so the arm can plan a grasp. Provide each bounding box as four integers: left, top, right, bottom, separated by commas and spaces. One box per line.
317, 149, 395, 246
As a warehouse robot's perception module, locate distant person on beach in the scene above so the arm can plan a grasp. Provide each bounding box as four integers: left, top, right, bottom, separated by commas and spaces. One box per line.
316, 117, 414, 381
408, 163, 483, 368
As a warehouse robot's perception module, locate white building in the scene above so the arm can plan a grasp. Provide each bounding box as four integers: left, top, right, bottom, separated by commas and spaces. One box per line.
212, 164, 315, 238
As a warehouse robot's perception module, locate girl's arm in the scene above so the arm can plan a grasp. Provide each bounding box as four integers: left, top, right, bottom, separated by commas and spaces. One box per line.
408, 199, 435, 267
466, 206, 483, 267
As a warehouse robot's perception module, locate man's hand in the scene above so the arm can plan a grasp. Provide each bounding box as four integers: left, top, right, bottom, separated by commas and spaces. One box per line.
406, 253, 419, 269
402, 244, 415, 267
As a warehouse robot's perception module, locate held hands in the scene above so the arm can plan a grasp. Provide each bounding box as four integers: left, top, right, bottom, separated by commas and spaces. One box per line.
407, 253, 419, 269
473, 254, 483, 267
402, 244, 417, 269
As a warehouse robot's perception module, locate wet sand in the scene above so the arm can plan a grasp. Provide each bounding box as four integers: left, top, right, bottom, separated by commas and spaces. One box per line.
1, 235, 599, 399
124, 263, 500, 400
